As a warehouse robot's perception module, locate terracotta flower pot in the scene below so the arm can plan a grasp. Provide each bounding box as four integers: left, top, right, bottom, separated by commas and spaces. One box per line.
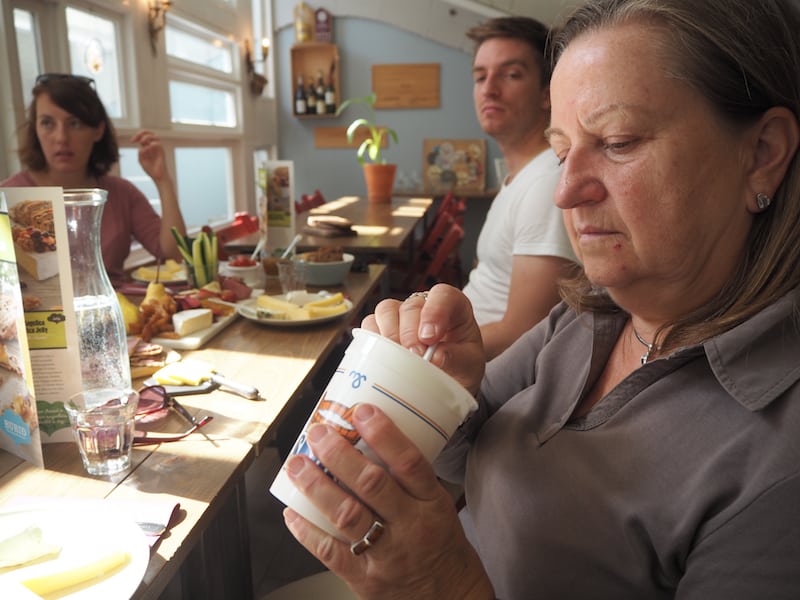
362, 164, 397, 203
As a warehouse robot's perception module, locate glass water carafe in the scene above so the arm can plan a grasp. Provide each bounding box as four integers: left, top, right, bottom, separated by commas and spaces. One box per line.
64, 189, 131, 398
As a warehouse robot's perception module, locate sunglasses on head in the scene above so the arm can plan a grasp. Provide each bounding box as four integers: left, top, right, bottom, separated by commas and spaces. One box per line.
133, 385, 213, 445
35, 73, 96, 89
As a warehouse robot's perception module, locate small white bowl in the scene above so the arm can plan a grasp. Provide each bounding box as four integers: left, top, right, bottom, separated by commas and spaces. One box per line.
221, 261, 263, 287
294, 252, 355, 286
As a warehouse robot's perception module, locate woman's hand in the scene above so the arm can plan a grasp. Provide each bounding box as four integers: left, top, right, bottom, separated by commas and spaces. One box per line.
361, 284, 485, 397
132, 130, 169, 184
130, 130, 186, 259
284, 403, 495, 600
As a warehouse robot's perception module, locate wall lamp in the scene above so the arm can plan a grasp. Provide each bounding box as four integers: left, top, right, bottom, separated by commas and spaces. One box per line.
244, 38, 270, 96
148, 0, 172, 55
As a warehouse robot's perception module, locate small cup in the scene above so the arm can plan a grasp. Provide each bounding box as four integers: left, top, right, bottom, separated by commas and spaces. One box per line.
277, 259, 307, 298
64, 388, 139, 476
221, 258, 263, 287
270, 328, 477, 539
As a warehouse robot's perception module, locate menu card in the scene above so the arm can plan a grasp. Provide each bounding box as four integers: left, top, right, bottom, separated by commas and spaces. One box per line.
257, 160, 296, 250
0, 188, 82, 462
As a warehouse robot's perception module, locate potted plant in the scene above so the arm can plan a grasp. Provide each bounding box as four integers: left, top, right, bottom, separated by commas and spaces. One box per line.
336, 92, 399, 203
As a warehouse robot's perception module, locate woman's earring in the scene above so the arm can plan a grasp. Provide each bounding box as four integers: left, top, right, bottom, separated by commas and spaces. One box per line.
756, 192, 772, 211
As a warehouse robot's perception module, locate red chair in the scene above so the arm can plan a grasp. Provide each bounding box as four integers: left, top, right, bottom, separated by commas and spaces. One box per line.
214, 212, 259, 260
411, 221, 464, 291
390, 220, 464, 294
418, 211, 455, 259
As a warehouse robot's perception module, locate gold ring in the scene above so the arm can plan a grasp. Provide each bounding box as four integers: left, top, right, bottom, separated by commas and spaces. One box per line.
349, 520, 385, 556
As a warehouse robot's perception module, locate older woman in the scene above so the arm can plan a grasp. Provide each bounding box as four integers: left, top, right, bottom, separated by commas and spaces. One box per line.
1, 74, 186, 286
280, 0, 800, 598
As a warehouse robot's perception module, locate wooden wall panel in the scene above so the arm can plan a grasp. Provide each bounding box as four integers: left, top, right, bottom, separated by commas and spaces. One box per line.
372, 63, 440, 108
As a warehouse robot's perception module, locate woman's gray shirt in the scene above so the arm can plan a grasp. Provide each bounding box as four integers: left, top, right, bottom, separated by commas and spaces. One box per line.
436, 287, 800, 599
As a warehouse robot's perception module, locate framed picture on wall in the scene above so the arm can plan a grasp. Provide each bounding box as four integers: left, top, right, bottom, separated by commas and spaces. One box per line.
422, 138, 486, 193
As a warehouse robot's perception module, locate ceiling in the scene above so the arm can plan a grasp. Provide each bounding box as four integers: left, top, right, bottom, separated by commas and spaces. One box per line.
445, 0, 587, 25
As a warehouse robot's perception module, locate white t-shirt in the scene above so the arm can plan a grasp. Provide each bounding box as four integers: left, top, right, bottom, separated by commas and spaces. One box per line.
462, 149, 577, 325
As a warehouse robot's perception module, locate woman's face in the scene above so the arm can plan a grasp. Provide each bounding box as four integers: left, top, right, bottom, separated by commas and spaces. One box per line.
34, 93, 104, 178
548, 24, 756, 319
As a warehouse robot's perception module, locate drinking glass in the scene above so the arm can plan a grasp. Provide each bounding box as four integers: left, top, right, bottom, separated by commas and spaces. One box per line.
64, 388, 138, 476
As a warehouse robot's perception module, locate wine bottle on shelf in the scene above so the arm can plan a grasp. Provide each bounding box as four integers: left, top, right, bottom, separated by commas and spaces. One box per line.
306, 76, 317, 114
294, 75, 307, 115
325, 75, 336, 114
315, 70, 326, 115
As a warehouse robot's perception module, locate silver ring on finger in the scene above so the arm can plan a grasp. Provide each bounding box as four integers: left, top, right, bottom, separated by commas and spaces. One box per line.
406, 290, 429, 302
349, 520, 385, 556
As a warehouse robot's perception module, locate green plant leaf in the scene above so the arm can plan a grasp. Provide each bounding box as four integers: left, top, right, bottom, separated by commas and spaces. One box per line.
338, 92, 396, 165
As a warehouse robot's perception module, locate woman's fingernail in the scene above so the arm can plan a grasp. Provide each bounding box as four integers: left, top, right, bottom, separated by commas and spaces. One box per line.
354, 403, 375, 422
419, 323, 435, 340
307, 423, 328, 443
286, 455, 305, 475
283, 508, 298, 524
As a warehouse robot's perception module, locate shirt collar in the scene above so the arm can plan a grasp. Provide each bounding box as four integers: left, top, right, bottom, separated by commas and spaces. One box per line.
704, 287, 800, 411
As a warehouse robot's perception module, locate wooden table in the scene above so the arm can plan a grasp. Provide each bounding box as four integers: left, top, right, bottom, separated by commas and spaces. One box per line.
0, 264, 386, 599
225, 195, 434, 260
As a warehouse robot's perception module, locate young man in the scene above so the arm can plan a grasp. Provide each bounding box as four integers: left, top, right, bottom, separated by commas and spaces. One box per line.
462, 17, 577, 360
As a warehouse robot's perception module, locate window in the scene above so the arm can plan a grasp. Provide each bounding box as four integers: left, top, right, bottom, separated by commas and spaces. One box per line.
64, 6, 125, 120
13, 8, 41, 101
166, 15, 240, 129
169, 80, 237, 128
175, 147, 234, 227
166, 24, 235, 74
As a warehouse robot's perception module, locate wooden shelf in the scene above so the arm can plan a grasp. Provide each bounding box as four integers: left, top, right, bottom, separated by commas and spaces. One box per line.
290, 42, 340, 117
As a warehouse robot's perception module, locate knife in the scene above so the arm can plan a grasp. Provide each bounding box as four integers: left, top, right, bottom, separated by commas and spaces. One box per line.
150, 360, 261, 400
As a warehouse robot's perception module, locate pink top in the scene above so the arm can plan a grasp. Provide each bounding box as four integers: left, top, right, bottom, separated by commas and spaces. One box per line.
2, 171, 163, 286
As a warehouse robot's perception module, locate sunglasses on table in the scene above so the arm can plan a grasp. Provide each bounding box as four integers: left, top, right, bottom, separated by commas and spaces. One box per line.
133, 385, 213, 446
35, 73, 96, 89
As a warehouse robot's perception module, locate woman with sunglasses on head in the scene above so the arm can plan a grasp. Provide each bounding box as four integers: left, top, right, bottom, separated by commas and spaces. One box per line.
1, 73, 187, 287
279, 0, 800, 598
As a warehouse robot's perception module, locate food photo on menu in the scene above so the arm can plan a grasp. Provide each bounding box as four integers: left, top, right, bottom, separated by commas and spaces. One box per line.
7, 199, 62, 312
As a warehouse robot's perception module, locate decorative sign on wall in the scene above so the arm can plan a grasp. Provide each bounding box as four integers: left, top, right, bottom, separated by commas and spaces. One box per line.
423, 138, 487, 193
315, 8, 333, 42
372, 63, 440, 109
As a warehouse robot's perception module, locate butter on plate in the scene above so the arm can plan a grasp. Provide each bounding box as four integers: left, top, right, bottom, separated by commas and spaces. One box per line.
21, 550, 130, 596
0, 525, 60, 569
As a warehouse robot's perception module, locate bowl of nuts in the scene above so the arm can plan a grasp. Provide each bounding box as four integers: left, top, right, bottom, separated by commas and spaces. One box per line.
294, 247, 354, 286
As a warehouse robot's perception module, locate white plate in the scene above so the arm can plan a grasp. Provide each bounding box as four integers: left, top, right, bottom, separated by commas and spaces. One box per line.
237, 293, 353, 327
0, 504, 149, 599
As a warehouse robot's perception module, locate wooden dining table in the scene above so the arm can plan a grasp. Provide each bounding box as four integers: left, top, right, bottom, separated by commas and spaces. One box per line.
0, 264, 386, 599
225, 195, 434, 261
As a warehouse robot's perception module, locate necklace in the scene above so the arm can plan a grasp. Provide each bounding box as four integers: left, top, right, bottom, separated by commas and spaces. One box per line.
632, 326, 657, 365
